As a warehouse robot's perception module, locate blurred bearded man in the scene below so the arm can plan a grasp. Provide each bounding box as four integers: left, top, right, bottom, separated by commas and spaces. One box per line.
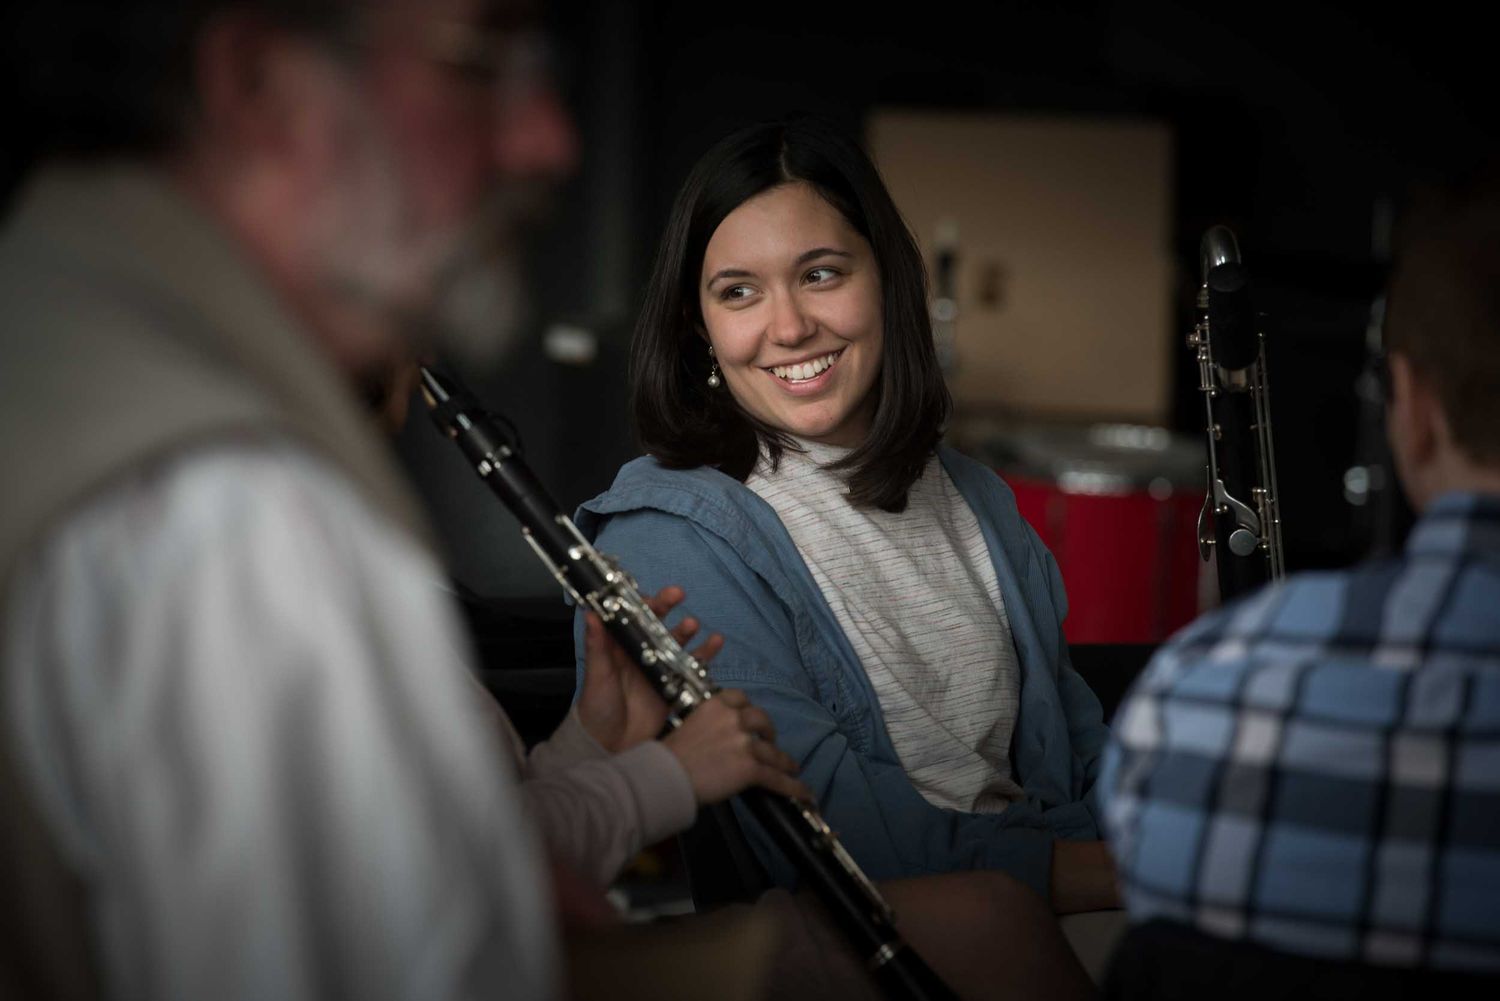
0, 2, 579, 999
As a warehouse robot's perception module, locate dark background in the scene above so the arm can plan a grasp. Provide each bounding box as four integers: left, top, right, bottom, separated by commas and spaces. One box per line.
7, 0, 1495, 599
436, 0, 1496, 599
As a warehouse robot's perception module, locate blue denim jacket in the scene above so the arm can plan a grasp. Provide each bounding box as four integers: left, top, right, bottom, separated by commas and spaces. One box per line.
574, 446, 1108, 897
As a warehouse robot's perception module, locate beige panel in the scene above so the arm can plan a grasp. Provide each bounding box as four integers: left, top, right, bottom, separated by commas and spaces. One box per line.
868, 112, 1174, 424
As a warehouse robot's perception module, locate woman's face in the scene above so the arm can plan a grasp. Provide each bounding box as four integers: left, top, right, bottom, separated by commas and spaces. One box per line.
698, 182, 884, 449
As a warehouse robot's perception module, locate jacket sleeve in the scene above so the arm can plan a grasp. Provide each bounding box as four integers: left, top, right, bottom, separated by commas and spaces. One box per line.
519, 717, 697, 889
578, 507, 1062, 899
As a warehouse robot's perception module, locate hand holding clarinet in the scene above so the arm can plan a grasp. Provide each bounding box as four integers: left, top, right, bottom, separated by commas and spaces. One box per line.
577, 587, 811, 804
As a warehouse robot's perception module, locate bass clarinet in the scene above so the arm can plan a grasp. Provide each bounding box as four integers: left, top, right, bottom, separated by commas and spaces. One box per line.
419, 367, 959, 1001
1191, 225, 1286, 601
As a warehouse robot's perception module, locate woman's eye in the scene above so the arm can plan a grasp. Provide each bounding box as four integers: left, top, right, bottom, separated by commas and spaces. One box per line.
805, 267, 840, 284
721, 284, 754, 301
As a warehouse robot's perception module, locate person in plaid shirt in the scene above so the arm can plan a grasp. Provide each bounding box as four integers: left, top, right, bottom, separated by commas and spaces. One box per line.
1101, 175, 1500, 994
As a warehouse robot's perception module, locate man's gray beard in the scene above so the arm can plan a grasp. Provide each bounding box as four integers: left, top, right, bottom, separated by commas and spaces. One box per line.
408, 180, 566, 372
318, 170, 556, 374
424, 241, 529, 372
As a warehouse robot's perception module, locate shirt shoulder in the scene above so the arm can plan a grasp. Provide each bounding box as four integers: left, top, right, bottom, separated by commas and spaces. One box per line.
38, 440, 431, 569
577, 455, 798, 560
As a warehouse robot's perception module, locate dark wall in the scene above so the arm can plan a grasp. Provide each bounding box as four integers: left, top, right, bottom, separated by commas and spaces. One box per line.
6, 2, 1494, 595
504, 0, 1495, 589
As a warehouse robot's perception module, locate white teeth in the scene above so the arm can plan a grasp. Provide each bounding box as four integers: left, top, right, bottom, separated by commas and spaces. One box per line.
772, 350, 840, 382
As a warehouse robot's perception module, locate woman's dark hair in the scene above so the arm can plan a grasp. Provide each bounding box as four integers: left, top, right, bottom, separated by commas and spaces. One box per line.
630, 119, 951, 513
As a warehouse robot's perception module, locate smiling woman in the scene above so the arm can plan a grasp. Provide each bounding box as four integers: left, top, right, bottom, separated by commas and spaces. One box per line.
577, 120, 1117, 924
699, 182, 885, 448
629, 119, 946, 511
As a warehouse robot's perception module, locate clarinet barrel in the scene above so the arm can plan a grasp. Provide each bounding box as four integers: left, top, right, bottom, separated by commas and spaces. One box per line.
1191, 226, 1286, 603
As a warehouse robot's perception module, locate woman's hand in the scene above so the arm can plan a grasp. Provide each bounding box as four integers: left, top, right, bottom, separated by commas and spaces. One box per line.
661, 689, 811, 805
546, 851, 618, 932
1049, 839, 1121, 914
576, 585, 725, 753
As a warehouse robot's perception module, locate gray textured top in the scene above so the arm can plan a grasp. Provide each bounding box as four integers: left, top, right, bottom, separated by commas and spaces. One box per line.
747, 441, 1025, 813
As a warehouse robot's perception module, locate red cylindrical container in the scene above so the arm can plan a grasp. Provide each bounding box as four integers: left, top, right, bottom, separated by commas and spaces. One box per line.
961, 422, 1208, 645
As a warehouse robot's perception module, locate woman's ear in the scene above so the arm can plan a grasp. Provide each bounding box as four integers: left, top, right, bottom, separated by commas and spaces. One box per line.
684, 304, 710, 344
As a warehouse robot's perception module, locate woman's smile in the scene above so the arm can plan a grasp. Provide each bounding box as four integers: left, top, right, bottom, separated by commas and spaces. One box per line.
766, 347, 845, 390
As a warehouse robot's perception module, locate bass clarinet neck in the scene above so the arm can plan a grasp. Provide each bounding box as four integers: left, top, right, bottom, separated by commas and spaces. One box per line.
1191, 226, 1286, 603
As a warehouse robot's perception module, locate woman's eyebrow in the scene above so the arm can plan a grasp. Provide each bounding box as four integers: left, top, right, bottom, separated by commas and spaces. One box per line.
705, 267, 755, 287
705, 248, 853, 288
794, 247, 852, 266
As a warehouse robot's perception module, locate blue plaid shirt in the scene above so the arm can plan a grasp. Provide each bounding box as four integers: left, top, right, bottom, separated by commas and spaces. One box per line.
1101, 491, 1500, 973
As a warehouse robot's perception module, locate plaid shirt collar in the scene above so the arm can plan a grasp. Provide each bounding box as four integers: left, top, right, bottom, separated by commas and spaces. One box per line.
1405, 491, 1500, 560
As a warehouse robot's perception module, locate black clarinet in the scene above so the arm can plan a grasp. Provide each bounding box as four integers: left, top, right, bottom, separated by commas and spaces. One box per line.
1190, 226, 1286, 602
420, 367, 958, 1001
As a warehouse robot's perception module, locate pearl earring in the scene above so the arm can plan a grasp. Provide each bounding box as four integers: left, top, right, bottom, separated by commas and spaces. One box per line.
706, 346, 722, 389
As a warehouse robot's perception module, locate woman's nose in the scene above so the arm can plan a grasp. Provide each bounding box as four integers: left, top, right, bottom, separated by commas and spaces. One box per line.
765, 291, 815, 346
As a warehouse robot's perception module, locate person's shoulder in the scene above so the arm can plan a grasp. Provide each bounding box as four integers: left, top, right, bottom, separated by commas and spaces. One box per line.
23, 439, 439, 628
602, 454, 741, 495
580, 455, 765, 527
159, 442, 370, 514
936, 444, 1049, 564
936, 445, 1027, 528
1171, 556, 1417, 656
936, 444, 1014, 497
577, 457, 817, 584
118, 441, 423, 568
1128, 561, 1411, 711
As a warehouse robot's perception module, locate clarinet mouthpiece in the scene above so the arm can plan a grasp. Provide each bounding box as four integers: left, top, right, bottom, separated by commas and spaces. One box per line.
418, 366, 456, 410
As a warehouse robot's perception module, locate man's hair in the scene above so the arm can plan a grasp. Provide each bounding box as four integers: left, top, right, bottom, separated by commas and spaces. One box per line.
1385, 169, 1500, 467
7, 1, 355, 163
630, 119, 950, 513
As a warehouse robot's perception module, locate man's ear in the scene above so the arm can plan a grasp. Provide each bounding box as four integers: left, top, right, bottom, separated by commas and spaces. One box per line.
194, 14, 274, 147
1388, 351, 1440, 469
192, 13, 334, 165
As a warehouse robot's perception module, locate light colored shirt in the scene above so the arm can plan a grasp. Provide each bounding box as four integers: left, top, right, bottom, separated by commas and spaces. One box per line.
3, 444, 555, 1001
746, 442, 1025, 813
